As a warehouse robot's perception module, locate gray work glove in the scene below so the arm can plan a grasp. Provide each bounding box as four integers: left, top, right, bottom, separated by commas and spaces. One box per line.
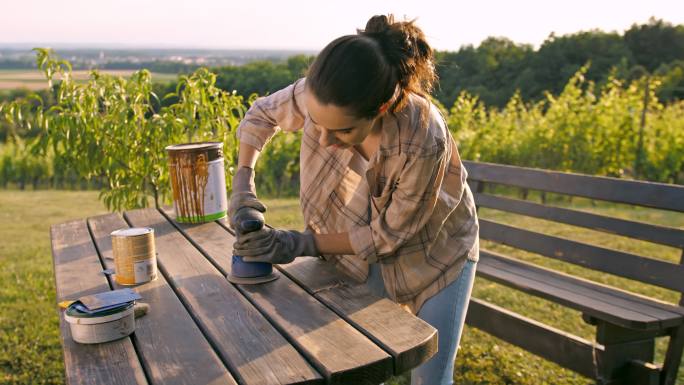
228, 166, 266, 232
233, 227, 318, 264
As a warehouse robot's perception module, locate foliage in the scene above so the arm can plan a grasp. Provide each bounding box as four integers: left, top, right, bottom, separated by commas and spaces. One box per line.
254, 130, 302, 197
2, 48, 247, 210
2, 39, 684, 205
213, 54, 314, 97
654, 60, 684, 101
435, 37, 535, 109
449, 67, 684, 184
0, 50, 309, 201
435, 18, 684, 108
0, 140, 104, 190
624, 17, 684, 72
0, 140, 50, 190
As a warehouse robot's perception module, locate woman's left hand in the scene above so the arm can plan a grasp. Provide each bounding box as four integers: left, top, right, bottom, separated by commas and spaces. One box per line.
233, 227, 319, 264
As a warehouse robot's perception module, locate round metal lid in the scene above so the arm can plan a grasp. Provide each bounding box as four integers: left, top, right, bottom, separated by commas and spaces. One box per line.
65, 302, 135, 323
110, 227, 154, 237
165, 142, 224, 152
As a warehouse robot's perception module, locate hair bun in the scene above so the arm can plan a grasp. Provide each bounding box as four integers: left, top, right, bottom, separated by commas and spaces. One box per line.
349, 14, 436, 117
364, 15, 391, 35
361, 15, 420, 58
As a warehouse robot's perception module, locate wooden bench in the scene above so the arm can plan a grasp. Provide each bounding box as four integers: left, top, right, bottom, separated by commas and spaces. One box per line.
462, 161, 684, 385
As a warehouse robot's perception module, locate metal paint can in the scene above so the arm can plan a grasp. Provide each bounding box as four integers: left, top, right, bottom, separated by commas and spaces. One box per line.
111, 227, 157, 285
166, 142, 228, 223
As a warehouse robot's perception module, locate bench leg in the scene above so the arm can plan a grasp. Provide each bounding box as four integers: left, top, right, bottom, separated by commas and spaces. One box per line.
660, 324, 684, 385
594, 321, 657, 385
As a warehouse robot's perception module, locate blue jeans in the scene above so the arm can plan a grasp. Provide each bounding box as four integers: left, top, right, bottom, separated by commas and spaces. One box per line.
367, 259, 477, 385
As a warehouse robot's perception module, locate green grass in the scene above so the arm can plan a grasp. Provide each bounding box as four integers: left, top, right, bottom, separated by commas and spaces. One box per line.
0, 190, 108, 384
1, 190, 682, 384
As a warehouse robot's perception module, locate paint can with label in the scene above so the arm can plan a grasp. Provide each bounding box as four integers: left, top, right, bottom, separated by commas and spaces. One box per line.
166, 142, 228, 223
111, 227, 158, 285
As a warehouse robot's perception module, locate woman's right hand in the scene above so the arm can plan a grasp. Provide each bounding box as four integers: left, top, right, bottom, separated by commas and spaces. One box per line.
228, 166, 266, 233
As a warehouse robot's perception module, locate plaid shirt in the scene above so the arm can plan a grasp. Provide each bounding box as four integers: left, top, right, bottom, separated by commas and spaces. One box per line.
237, 78, 479, 313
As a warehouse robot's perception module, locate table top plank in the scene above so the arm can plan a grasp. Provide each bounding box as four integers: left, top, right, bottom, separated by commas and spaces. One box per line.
87, 213, 239, 385
124, 208, 322, 385
280, 258, 438, 375
316, 281, 438, 375
164, 210, 393, 384
50, 220, 148, 385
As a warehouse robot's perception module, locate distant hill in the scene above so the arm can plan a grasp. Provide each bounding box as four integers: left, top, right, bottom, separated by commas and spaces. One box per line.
0, 47, 318, 72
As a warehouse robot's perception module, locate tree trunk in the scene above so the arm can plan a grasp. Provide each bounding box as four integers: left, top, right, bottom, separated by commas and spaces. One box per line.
634, 76, 649, 180
152, 182, 160, 209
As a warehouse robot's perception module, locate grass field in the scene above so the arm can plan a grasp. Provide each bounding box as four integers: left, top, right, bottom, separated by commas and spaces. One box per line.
1, 189, 682, 384
0, 69, 178, 90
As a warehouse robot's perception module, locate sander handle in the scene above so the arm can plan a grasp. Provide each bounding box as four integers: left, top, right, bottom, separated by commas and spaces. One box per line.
235, 206, 264, 235
229, 206, 275, 283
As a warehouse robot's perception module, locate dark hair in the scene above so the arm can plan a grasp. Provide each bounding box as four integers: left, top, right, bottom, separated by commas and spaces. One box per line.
306, 14, 436, 120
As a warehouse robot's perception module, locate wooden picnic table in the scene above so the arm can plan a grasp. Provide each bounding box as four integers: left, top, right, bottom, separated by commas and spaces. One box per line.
50, 207, 438, 385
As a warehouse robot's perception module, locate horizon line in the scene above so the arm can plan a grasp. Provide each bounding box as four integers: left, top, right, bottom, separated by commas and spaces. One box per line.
0, 43, 321, 52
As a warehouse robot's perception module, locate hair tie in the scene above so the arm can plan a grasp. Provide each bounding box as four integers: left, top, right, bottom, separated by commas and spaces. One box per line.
378, 85, 400, 114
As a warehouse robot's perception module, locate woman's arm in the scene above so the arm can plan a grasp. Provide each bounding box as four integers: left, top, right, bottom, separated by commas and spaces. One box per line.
312, 232, 355, 255
236, 78, 307, 152
229, 142, 265, 225
237, 142, 261, 169
230, 78, 304, 217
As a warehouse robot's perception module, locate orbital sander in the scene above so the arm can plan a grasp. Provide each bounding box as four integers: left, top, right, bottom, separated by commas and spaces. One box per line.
227, 206, 279, 284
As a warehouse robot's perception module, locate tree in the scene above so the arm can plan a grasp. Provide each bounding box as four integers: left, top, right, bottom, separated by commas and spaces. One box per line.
655, 60, 684, 102
214, 61, 294, 97
624, 18, 684, 72
530, 30, 633, 97
435, 38, 534, 108
3, 49, 247, 210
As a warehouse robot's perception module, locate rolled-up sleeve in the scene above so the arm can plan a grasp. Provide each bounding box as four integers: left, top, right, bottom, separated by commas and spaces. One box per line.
349, 146, 450, 264
236, 78, 307, 151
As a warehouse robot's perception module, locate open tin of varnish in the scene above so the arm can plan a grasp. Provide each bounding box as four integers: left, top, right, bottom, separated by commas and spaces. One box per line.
166, 142, 228, 223
64, 302, 135, 344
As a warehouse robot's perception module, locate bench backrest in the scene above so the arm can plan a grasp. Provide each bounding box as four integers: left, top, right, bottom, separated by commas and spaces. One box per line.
464, 161, 684, 305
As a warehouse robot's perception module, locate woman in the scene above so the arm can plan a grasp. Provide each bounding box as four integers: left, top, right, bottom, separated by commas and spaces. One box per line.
229, 14, 479, 385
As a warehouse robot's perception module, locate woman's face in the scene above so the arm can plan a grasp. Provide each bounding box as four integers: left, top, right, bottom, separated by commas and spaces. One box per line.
305, 88, 380, 150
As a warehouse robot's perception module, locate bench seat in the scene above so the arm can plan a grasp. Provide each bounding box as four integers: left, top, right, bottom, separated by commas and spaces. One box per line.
478, 249, 684, 331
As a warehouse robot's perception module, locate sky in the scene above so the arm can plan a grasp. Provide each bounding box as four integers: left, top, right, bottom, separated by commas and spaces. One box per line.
2, 0, 684, 52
